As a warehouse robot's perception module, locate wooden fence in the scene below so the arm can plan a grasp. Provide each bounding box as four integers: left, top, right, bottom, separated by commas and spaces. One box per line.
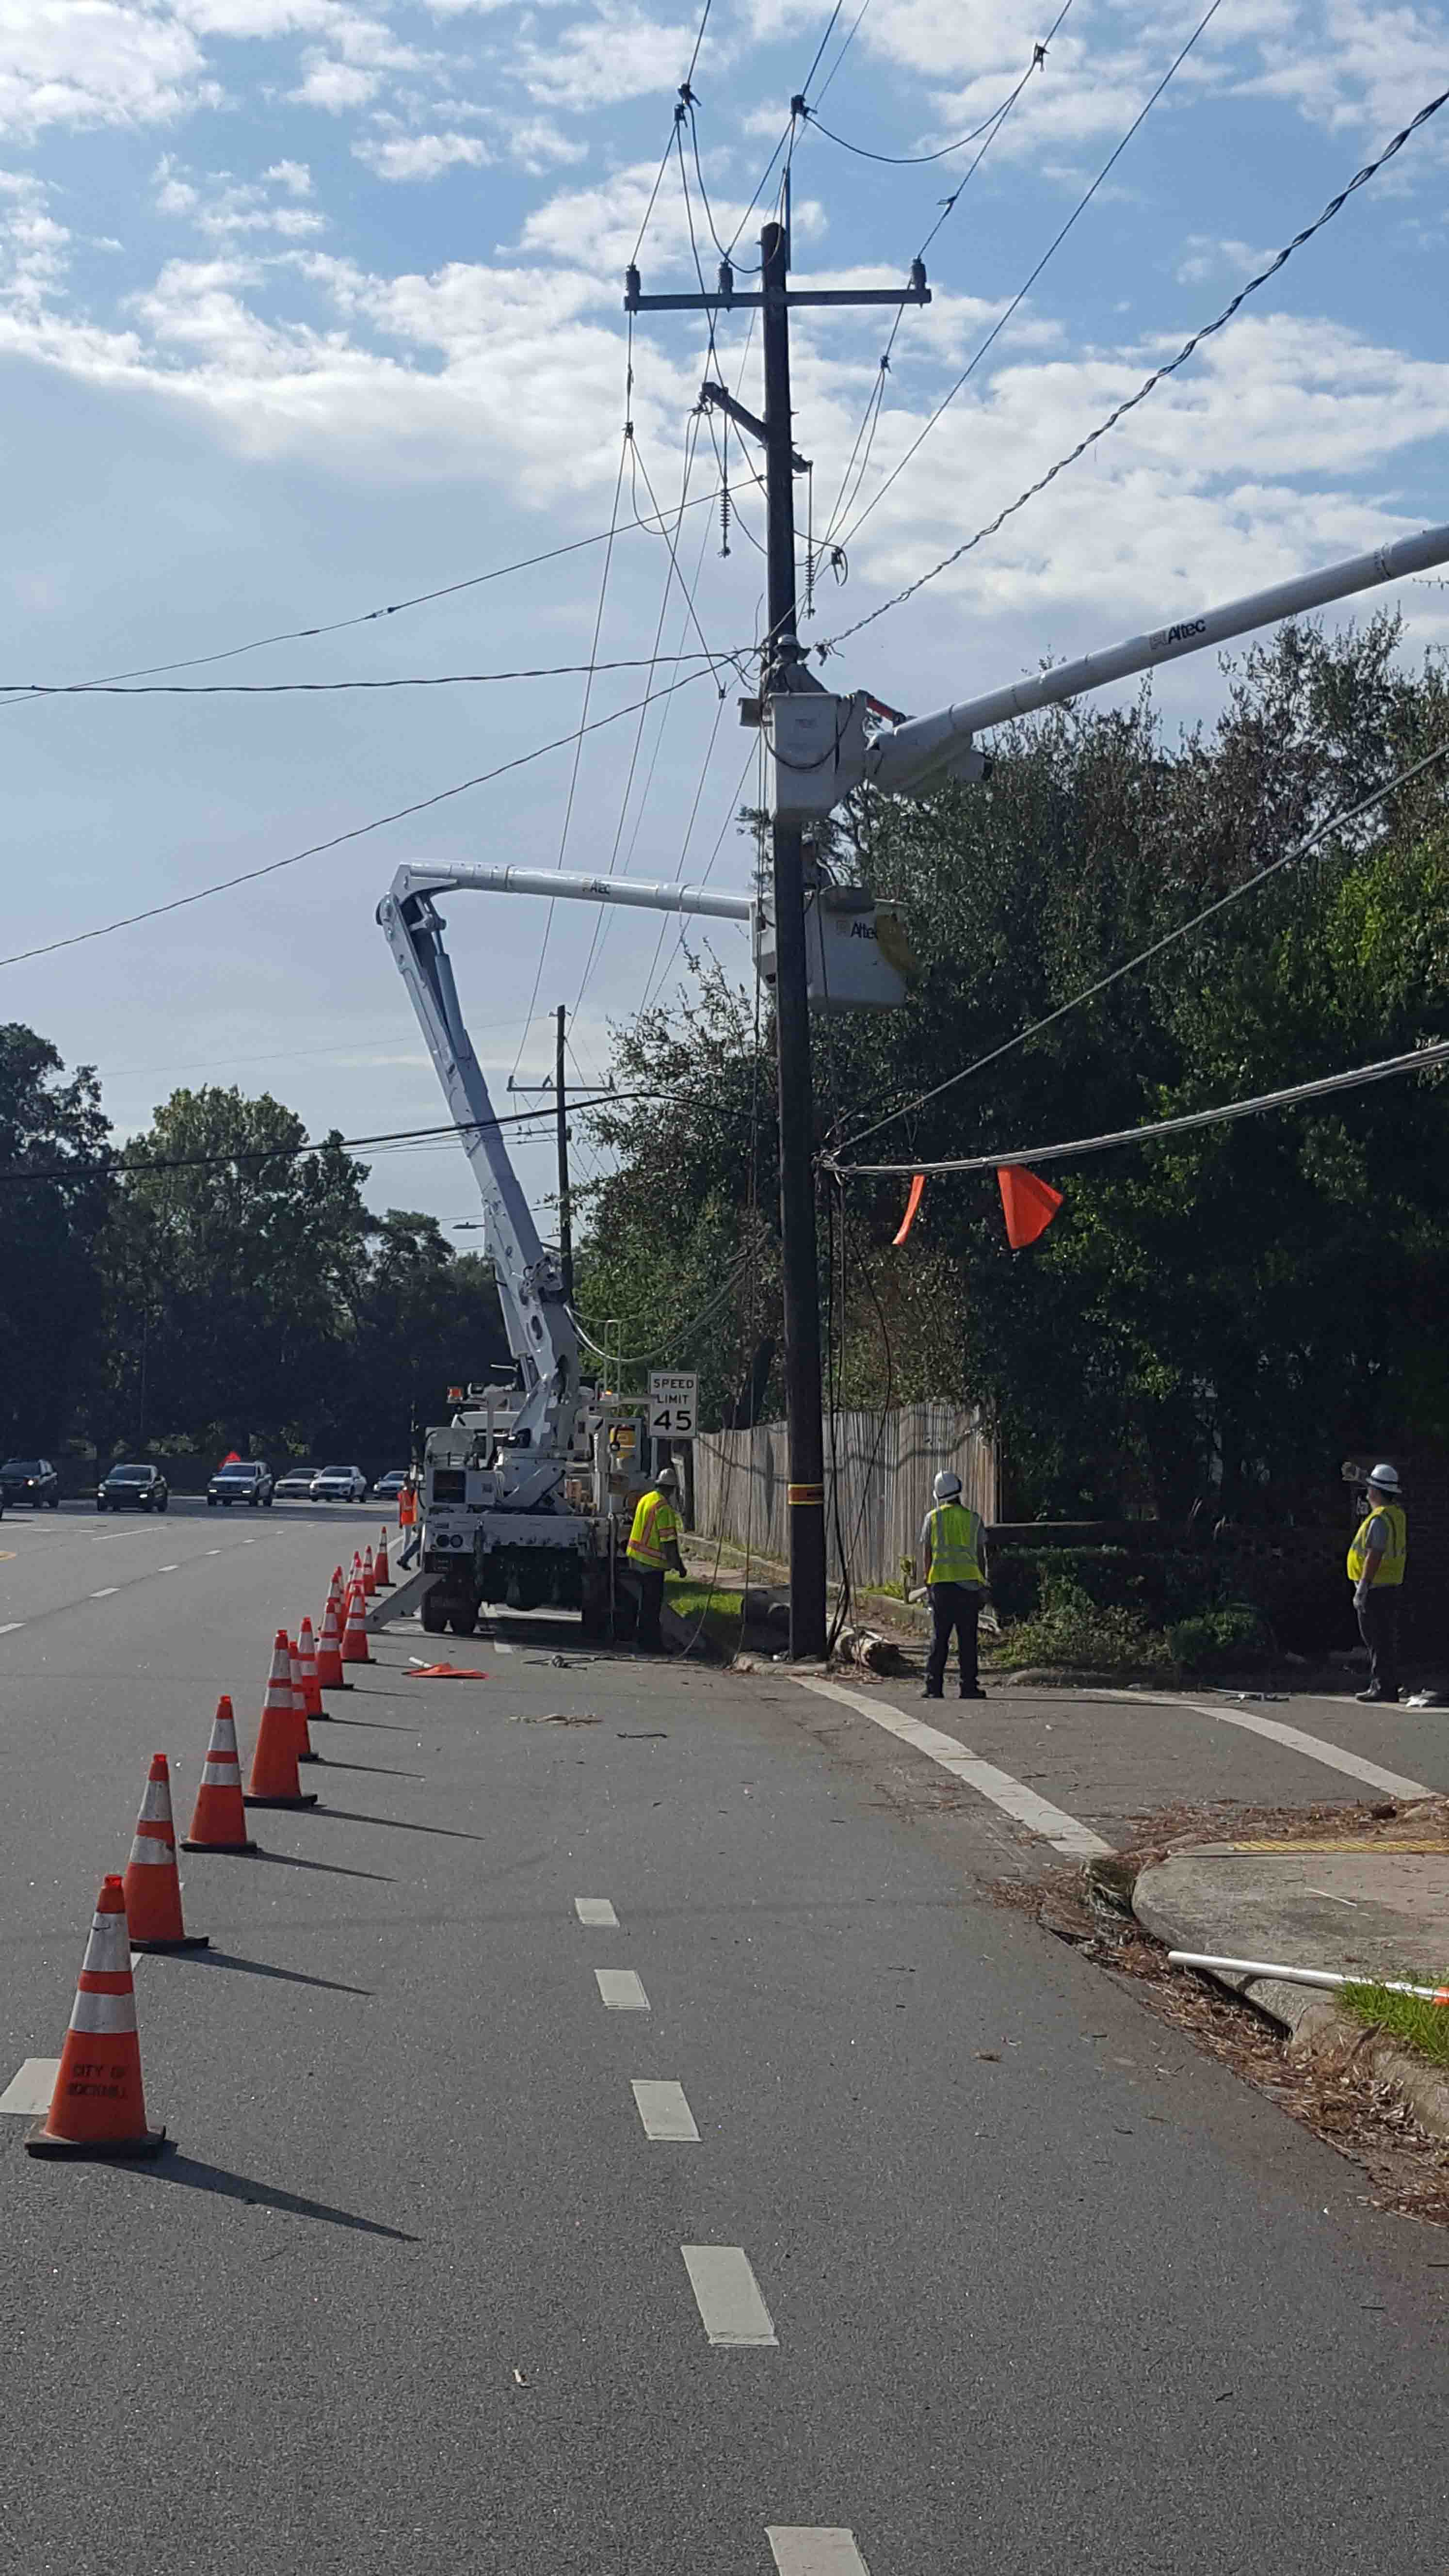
692, 1404, 998, 1591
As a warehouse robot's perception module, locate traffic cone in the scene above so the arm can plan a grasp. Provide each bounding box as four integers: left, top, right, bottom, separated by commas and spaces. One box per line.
298, 1616, 326, 1721
351, 1549, 365, 1595
316, 1589, 349, 1692
341, 1579, 371, 1665
244, 1629, 318, 1809
375, 1526, 392, 1586
323, 1563, 344, 1637
26, 1876, 168, 2159
289, 1634, 320, 1763
123, 1753, 209, 1951
182, 1695, 258, 1853
361, 1545, 377, 1601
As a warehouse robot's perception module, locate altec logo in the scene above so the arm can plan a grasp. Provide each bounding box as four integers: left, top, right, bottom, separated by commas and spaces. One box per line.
1160, 617, 1208, 646
848, 918, 880, 941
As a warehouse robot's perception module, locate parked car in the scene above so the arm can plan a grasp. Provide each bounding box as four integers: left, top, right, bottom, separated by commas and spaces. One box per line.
274, 1467, 319, 1500
374, 1468, 409, 1501
0, 1456, 61, 1510
97, 1463, 169, 1513
310, 1465, 369, 1502
207, 1461, 274, 1508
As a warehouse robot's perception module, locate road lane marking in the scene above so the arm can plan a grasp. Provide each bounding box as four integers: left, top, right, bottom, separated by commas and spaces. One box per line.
0, 2059, 60, 2115
158, 1565, 177, 1574
206, 1548, 221, 1556
0, 1620, 23, 1635
800, 1677, 1112, 1857
1092, 1690, 1433, 1801
768, 2536, 871, 2576
633, 2080, 699, 2141
91, 1587, 119, 1598
595, 1968, 649, 2011
681, 2247, 777, 2347
575, 1897, 618, 1927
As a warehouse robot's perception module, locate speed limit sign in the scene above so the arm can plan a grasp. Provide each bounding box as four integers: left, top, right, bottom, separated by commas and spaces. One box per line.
648, 1370, 699, 1437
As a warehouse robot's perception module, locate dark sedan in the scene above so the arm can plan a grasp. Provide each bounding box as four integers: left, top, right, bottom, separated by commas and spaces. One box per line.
0, 1457, 61, 1510
97, 1464, 169, 1513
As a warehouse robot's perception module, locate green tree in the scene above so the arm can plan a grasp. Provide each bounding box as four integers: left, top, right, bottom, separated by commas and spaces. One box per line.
0, 1025, 113, 1451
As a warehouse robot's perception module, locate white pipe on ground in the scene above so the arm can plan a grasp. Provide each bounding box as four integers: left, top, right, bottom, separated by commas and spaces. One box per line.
1168, 1950, 1449, 2003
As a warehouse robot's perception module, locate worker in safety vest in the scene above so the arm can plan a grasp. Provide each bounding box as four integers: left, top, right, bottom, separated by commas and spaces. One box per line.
397, 1468, 421, 1570
626, 1462, 685, 1653
1347, 1463, 1407, 1704
918, 1469, 987, 1701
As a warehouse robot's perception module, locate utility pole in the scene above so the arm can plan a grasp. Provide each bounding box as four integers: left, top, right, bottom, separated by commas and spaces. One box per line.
555, 1002, 574, 1309
625, 190, 928, 1657
506, 1009, 574, 1304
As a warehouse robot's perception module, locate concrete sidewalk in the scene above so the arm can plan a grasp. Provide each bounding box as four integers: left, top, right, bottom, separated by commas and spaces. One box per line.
1133, 1805, 1449, 2136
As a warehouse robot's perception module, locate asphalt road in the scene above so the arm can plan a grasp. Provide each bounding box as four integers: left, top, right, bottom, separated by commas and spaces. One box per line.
2, 1503, 1447, 2574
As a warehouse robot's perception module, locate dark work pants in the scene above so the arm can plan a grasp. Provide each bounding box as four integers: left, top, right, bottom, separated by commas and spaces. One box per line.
627, 1565, 665, 1650
927, 1583, 981, 1695
1356, 1588, 1401, 1698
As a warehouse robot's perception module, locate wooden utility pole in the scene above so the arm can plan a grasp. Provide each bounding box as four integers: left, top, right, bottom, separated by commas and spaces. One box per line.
625, 206, 928, 1656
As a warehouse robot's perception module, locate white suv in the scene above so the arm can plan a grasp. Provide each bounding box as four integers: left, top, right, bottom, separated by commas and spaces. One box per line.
309, 1465, 369, 1502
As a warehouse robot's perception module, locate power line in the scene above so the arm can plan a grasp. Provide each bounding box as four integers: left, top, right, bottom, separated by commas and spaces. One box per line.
0, 491, 731, 715
838, 735, 1449, 1152
828, 1040, 1449, 1178
818, 76, 1449, 656
805, 93, 1029, 166
0, 661, 716, 973
830, 0, 1224, 559
2, 652, 736, 700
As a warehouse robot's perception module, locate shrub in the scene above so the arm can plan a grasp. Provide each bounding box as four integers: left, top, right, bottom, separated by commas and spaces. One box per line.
1167, 1603, 1274, 1673
991, 1568, 1176, 1677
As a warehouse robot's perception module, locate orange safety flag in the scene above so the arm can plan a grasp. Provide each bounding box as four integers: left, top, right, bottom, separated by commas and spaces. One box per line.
997, 1164, 1063, 1250
892, 1174, 926, 1247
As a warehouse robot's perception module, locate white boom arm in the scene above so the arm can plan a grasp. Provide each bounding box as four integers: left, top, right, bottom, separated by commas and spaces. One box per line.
864, 521, 1449, 795
377, 865, 583, 1458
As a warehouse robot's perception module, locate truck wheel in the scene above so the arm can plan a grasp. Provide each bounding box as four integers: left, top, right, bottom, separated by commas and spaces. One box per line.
421, 1595, 449, 1635
449, 1607, 478, 1637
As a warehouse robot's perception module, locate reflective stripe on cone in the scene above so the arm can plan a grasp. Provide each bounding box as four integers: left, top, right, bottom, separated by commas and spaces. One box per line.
182, 1695, 258, 1853
123, 1753, 208, 1950
340, 1581, 371, 1665
26, 1876, 168, 2159
288, 1636, 319, 1763
244, 1629, 319, 1810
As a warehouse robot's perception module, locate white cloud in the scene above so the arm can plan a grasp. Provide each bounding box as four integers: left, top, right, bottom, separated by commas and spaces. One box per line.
289, 51, 382, 108
354, 128, 490, 179
514, 6, 706, 110
265, 158, 314, 194
1173, 234, 1278, 287
498, 114, 589, 171
153, 158, 329, 236
0, 1, 215, 137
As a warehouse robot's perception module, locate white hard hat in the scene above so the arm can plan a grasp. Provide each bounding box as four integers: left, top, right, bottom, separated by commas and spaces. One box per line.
656, 1464, 679, 1490
933, 1470, 963, 1503
1367, 1462, 1401, 1492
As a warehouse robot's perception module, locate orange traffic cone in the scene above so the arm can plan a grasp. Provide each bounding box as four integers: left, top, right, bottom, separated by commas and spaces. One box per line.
323, 1563, 344, 1636
244, 1629, 318, 1810
375, 1526, 392, 1587
351, 1549, 365, 1595
288, 1634, 320, 1763
182, 1695, 258, 1853
298, 1616, 326, 1721
361, 1544, 377, 1601
316, 1589, 349, 1692
26, 1875, 168, 2159
123, 1753, 209, 1951
341, 1579, 371, 1665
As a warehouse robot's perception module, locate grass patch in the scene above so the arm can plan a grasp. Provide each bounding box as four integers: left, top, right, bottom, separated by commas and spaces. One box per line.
666, 1580, 742, 1660
1338, 1978, 1449, 2069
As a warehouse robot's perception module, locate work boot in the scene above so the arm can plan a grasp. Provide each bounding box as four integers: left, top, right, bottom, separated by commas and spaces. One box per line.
922, 1685, 942, 1701
960, 1685, 986, 1700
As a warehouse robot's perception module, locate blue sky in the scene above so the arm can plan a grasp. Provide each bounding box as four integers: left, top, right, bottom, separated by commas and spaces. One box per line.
2, 0, 1446, 1237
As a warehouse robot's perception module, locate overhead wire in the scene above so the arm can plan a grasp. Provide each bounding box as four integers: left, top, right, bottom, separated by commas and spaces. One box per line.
829, 0, 1224, 559
5, 652, 734, 699
818, 76, 1449, 656
837, 735, 1449, 1152
829, 1040, 1449, 1178
0, 660, 717, 973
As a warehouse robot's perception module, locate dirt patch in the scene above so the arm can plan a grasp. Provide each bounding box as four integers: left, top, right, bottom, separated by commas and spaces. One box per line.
992, 1788, 1449, 2227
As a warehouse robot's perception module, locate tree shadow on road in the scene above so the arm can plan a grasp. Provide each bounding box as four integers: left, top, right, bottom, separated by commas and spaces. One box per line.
141, 2155, 419, 2241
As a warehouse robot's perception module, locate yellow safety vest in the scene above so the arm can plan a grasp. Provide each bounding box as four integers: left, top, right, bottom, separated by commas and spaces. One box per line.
1347, 1501, 1406, 1588
926, 1502, 984, 1586
628, 1489, 680, 1570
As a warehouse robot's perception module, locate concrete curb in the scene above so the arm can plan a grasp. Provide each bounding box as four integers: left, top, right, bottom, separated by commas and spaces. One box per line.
1131, 1870, 1449, 2146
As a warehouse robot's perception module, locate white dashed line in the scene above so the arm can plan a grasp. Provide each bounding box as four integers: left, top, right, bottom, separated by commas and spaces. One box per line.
595, 1968, 649, 2012
681, 2246, 777, 2348
0, 2058, 59, 2115
768, 2532, 871, 2576
0, 1620, 23, 1635
633, 2080, 699, 2142
575, 1897, 618, 1928
1091, 1688, 1433, 1801
800, 1677, 1112, 1858
205, 1548, 221, 1557
158, 1565, 177, 1574
90, 1587, 119, 1599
